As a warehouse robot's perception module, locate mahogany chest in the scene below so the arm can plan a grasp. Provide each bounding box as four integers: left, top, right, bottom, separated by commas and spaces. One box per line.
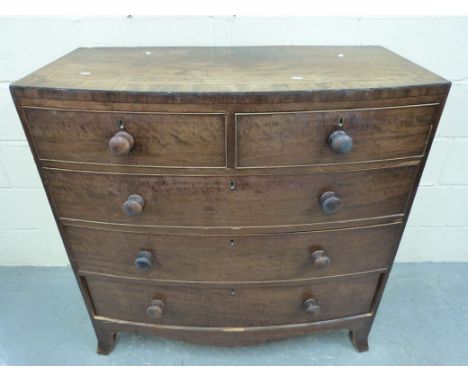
10, 46, 450, 353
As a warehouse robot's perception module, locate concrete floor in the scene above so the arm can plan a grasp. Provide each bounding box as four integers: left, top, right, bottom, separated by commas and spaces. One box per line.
0, 263, 467, 365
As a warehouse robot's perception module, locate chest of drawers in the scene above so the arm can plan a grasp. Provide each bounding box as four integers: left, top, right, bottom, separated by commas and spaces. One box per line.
10, 46, 450, 354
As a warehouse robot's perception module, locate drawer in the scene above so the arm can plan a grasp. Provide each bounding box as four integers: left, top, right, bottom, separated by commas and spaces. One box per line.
86, 273, 381, 326
236, 104, 437, 168
67, 223, 399, 281
47, 165, 417, 228
24, 108, 226, 168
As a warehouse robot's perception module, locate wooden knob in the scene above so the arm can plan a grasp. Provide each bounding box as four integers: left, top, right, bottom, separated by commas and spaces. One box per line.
123, 194, 145, 216
135, 250, 153, 271
328, 130, 353, 154
108, 130, 134, 155
303, 298, 320, 316
319, 191, 341, 214
310, 249, 331, 269
146, 299, 165, 319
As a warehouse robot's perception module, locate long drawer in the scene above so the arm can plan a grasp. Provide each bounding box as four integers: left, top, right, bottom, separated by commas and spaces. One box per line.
86, 273, 381, 327
46, 165, 417, 228
24, 108, 227, 168
68, 223, 399, 282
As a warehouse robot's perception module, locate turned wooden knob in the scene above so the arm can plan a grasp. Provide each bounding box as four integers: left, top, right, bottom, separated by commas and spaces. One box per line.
310, 249, 331, 269
123, 194, 145, 216
108, 130, 134, 155
135, 250, 154, 271
146, 299, 165, 319
319, 191, 341, 214
303, 298, 320, 316
328, 130, 353, 154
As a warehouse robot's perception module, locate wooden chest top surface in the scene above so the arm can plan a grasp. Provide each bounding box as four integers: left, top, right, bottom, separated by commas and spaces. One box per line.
13, 46, 448, 94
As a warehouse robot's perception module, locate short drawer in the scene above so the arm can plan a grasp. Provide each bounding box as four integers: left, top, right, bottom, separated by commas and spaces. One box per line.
235, 104, 437, 168
46, 165, 417, 228
67, 223, 399, 281
24, 108, 226, 168
86, 273, 381, 326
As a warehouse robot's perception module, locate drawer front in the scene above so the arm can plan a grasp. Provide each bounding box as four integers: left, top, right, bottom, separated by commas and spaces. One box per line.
24, 108, 226, 168
87, 273, 380, 326
236, 104, 437, 168
67, 223, 399, 281
47, 166, 417, 228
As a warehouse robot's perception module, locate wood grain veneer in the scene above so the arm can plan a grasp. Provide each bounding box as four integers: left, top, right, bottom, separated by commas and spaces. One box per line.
24, 108, 227, 168
45, 165, 418, 229
86, 273, 381, 327
235, 104, 438, 168
66, 222, 399, 282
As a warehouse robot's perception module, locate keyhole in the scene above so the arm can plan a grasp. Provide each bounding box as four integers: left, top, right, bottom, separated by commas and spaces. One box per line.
338, 118, 344, 127
118, 120, 125, 130
229, 181, 236, 191
230, 289, 236, 295
230, 239, 235, 246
